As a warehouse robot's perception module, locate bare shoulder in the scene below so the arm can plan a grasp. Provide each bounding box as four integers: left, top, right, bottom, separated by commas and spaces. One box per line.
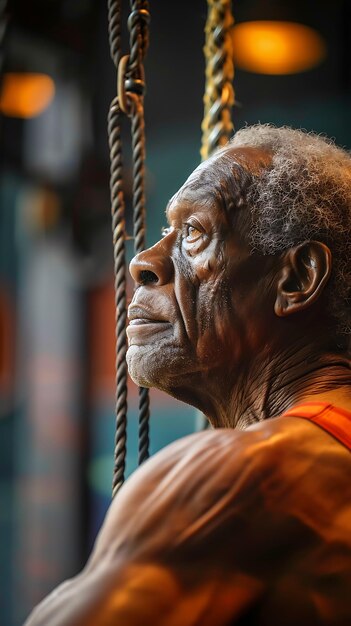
25, 416, 351, 626
95, 413, 349, 561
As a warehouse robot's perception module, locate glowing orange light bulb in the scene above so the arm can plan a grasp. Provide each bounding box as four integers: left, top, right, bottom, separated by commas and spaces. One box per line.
232, 21, 327, 75
0, 72, 55, 118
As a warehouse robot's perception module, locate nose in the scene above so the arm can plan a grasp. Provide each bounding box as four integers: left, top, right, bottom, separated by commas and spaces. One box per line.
129, 235, 174, 286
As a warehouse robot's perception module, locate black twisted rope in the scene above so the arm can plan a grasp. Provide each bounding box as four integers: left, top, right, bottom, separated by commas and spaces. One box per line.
128, 0, 150, 75
129, 92, 150, 465
107, 1, 151, 496
130, 94, 146, 256
107, 0, 122, 69
108, 96, 128, 498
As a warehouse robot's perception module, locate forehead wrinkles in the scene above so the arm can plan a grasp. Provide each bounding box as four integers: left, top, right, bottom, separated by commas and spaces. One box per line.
171, 190, 214, 219
167, 156, 251, 234
167, 173, 217, 219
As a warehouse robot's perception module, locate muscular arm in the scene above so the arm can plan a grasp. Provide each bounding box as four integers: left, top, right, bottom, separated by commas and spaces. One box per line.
25, 418, 351, 626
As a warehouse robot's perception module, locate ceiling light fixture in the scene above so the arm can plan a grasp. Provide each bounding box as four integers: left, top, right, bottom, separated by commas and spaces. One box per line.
232, 21, 327, 75
0, 72, 55, 118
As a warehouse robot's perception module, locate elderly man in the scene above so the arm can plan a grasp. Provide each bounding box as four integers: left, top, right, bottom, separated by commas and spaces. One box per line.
26, 125, 351, 626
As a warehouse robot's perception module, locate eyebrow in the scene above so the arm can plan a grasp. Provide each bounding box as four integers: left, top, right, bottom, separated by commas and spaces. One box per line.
165, 184, 221, 222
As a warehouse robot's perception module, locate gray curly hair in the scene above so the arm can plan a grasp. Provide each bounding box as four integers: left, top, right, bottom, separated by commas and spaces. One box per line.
226, 124, 351, 335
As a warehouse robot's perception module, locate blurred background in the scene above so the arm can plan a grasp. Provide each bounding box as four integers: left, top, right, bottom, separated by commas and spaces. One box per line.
0, 0, 350, 624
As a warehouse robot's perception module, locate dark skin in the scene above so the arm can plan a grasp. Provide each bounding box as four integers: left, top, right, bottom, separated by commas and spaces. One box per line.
25, 145, 351, 626
127, 146, 351, 428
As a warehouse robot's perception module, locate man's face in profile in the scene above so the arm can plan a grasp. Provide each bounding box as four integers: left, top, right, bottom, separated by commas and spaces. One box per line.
127, 148, 275, 407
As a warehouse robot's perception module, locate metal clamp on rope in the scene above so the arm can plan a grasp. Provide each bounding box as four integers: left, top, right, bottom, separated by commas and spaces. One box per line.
117, 54, 146, 115
117, 54, 131, 114
125, 62, 146, 97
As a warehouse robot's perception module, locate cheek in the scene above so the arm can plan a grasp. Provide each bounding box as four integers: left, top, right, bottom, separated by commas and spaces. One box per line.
195, 277, 242, 361
192, 244, 225, 281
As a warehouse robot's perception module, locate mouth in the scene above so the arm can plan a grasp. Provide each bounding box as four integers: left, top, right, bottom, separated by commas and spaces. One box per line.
128, 305, 169, 324
127, 305, 172, 343
128, 318, 168, 326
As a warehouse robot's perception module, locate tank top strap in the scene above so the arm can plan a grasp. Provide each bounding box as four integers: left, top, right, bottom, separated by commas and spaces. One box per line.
282, 402, 351, 451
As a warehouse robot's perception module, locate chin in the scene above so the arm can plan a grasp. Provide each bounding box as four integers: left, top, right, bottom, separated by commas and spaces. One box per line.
126, 345, 154, 388
126, 344, 175, 390
126, 344, 196, 393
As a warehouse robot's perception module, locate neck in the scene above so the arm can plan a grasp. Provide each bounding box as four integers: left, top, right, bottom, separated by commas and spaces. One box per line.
197, 343, 351, 429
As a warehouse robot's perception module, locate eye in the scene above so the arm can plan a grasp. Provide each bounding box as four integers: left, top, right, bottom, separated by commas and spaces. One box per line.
185, 223, 203, 243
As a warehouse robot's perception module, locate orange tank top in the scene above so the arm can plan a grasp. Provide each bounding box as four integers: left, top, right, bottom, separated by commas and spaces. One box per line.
282, 402, 351, 451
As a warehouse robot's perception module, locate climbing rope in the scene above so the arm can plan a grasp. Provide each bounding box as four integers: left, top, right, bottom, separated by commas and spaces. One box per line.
201, 0, 235, 160
107, 0, 235, 487
107, 0, 150, 498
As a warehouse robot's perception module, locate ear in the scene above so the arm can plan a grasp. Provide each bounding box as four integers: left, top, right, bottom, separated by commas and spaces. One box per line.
274, 241, 332, 318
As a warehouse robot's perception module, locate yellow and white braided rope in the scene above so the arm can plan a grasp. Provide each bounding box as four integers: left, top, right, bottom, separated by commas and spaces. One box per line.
201, 0, 235, 161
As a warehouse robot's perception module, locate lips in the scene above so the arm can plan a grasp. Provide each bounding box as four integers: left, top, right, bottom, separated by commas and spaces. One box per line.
127, 304, 172, 343
127, 305, 169, 325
